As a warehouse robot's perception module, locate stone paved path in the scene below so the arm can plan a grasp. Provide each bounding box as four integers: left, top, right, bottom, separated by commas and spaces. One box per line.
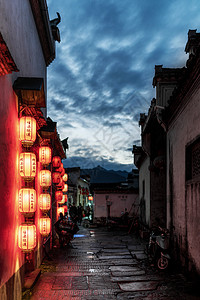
28, 226, 200, 300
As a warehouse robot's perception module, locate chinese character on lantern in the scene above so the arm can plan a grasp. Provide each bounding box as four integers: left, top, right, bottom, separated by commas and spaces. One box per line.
18, 224, 36, 252
39, 193, 51, 212
19, 116, 36, 147
39, 146, 51, 166
19, 153, 36, 181
18, 188, 36, 215
39, 217, 51, 236
39, 170, 51, 189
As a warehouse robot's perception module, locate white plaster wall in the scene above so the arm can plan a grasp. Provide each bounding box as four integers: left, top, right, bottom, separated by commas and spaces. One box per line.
0, 0, 47, 85
167, 86, 200, 272
139, 156, 150, 226
94, 192, 138, 218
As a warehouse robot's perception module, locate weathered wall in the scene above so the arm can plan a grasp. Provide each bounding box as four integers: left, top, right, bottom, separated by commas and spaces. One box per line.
94, 192, 138, 218
138, 156, 150, 226
167, 84, 200, 274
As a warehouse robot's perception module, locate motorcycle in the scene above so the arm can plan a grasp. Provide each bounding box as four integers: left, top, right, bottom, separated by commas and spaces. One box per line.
147, 226, 171, 270
55, 215, 79, 247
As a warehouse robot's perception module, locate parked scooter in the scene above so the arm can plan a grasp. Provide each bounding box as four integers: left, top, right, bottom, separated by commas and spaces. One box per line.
55, 213, 79, 247
147, 226, 171, 270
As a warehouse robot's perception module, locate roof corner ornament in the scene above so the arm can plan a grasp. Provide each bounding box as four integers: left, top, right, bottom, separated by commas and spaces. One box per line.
50, 12, 61, 43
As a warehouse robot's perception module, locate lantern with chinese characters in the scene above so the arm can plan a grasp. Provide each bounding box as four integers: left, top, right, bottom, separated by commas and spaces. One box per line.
19, 116, 36, 147
57, 206, 64, 218
39, 146, 51, 166
18, 188, 36, 215
88, 196, 93, 201
19, 153, 36, 181
62, 184, 68, 192
55, 191, 63, 202
62, 173, 68, 182
52, 172, 61, 184
39, 217, 51, 236
39, 170, 51, 189
52, 156, 61, 168
18, 224, 36, 252
39, 193, 51, 212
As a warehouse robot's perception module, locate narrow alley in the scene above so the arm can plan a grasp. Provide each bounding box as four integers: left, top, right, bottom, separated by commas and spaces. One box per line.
25, 226, 199, 300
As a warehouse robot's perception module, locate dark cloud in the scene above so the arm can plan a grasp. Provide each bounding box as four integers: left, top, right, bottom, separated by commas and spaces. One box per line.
47, 0, 200, 170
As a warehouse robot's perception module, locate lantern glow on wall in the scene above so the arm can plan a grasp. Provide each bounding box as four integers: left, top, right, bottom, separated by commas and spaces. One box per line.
39, 170, 51, 189
19, 188, 36, 215
18, 224, 36, 252
39, 217, 51, 236
62, 173, 68, 182
19, 153, 36, 181
19, 116, 36, 147
39, 146, 51, 166
39, 193, 51, 212
52, 156, 61, 168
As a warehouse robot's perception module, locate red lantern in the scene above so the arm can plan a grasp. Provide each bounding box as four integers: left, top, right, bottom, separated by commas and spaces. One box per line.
63, 205, 68, 213
62, 184, 68, 192
52, 156, 61, 168
39, 146, 51, 166
18, 224, 36, 252
18, 188, 36, 215
55, 191, 63, 202
57, 207, 64, 218
58, 195, 65, 204
88, 196, 93, 201
57, 178, 64, 190
19, 153, 36, 181
39, 193, 51, 212
52, 172, 61, 184
39, 217, 51, 236
39, 170, 51, 189
19, 116, 36, 147
62, 173, 68, 182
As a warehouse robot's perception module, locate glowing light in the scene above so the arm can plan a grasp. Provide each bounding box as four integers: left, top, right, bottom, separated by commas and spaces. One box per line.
88, 196, 93, 201
52, 172, 61, 184
55, 191, 63, 202
18, 224, 36, 252
62, 184, 68, 192
39, 193, 51, 211
39, 217, 51, 236
57, 207, 64, 217
62, 173, 68, 182
19, 153, 36, 181
19, 116, 36, 147
39, 146, 51, 166
39, 170, 51, 189
52, 156, 61, 168
18, 188, 36, 215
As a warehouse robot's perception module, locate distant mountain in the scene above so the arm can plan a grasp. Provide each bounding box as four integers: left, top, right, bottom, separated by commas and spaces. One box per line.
81, 165, 129, 184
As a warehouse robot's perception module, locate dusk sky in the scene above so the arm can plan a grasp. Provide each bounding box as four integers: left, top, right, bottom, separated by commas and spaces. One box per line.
47, 0, 200, 172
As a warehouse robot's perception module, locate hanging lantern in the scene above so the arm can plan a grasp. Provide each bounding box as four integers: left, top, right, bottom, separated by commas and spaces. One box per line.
62, 184, 68, 192
18, 224, 36, 252
39, 170, 51, 189
39, 217, 51, 236
64, 194, 68, 202
39, 146, 51, 166
62, 173, 68, 182
58, 194, 66, 204
57, 206, 64, 217
63, 205, 68, 213
18, 188, 36, 215
52, 172, 61, 184
55, 191, 63, 202
52, 156, 61, 168
88, 196, 93, 201
57, 178, 64, 190
39, 193, 51, 212
19, 153, 36, 181
19, 116, 36, 147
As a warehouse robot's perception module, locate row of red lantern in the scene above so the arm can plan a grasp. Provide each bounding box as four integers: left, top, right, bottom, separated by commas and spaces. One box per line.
18, 116, 52, 252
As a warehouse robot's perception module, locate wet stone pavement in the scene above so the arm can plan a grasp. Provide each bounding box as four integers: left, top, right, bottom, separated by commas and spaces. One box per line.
28, 226, 200, 300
